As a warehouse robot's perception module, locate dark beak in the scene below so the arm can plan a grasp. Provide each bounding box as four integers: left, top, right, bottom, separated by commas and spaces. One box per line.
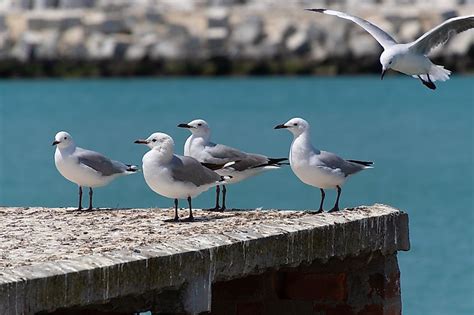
274, 124, 288, 129
177, 123, 193, 128
381, 69, 386, 80
134, 139, 148, 144
52, 140, 60, 146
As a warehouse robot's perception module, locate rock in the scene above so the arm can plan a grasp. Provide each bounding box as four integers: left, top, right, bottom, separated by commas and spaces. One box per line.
12, 0, 32, 10
348, 33, 382, 58
445, 31, 474, 56
27, 12, 82, 31
207, 27, 229, 56
58, 27, 86, 58
322, 19, 349, 57
440, 9, 458, 20
84, 12, 130, 34
0, 14, 5, 32
96, 0, 131, 12
86, 33, 116, 59
286, 28, 310, 55
32, 0, 58, 9
399, 20, 423, 42
10, 31, 42, 61
207, 7, 229, 28
266, 21, 296, 47
58, 0, 96, 9
99, 16, 130, 34
0, 32, 12, 59
231, 16, 264, 46
113, 35, 131, 58
35, 30, 59, 59
150, 35, 201, 60
125, 43, 147, 61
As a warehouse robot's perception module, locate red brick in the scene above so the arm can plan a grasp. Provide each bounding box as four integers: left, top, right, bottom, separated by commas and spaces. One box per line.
236, 301, 263, 315
384, 302, 401, 315
313, 304, 355, 315
358, 304, 383, 315
368, 274, 385, 298
281, 272, 347, 301
213, 275, 264, 300
385, 273, 401, 299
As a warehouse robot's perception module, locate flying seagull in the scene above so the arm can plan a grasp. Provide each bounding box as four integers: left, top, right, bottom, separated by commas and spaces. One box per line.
53, 131, 138, 210
275, 118, 373, 212
307, 9, 474, 89
135, 132, 229, 222
178, 119, 288, 211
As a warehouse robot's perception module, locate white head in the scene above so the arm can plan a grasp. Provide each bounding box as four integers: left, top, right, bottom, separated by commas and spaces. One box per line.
274, 118, 310, 137
379, 50, 397, 79
52, 131, 75, 149
177, 119, 211, 138
134, 132, 175, 153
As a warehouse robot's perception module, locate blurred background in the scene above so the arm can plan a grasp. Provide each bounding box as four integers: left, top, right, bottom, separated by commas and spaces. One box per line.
0, 1, 473, 315
0, 0, 473, 76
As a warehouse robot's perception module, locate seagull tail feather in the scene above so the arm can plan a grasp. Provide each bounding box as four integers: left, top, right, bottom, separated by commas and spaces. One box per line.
218, 175, 233, 184
413, 65, 451, 82
347, 160, 374, 169
125, 164, 139, 173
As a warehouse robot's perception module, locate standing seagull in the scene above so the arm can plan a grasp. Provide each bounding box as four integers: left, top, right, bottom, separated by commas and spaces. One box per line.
307, 9, 474, 89
275, 118, 373, 212
135, 132, 229, 222
53, 131, 138, 210
178, 119, 288, 211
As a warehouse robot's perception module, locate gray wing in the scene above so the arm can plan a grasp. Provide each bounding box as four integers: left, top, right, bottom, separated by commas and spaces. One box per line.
196, 143, 247, 167
203, 144, 271, 171
75, 147, 127, 176
318, 151, 366, 177
231, 153, 270, 171
409, 15, 474, 54
308, 9, 398, 49
170, 155, 222, 187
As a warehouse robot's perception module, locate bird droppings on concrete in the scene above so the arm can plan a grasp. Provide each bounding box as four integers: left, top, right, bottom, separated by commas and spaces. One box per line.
0, 205, 404, 269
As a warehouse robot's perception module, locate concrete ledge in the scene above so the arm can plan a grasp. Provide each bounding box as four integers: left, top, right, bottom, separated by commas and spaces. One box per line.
0, 204, 409, 314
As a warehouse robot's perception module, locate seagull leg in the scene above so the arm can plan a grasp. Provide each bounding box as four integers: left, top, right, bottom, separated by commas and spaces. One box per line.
165, 199, 180, 222
328, 186, 342, 212
78, 186, 83, 210
182, 196, 194, 222
317, 189, 325, 213
87, 187, 93, 210
418, 75, 436, 90
220, 185, 227, 211
174, 198, 179, 222
207, 185, 221, 211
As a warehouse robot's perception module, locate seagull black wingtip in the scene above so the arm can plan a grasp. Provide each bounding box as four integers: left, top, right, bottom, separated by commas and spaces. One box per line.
305, 8, 326, 13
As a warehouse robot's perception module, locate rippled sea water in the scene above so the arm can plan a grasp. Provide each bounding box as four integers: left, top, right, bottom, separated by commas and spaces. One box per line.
1, 76, 473, 315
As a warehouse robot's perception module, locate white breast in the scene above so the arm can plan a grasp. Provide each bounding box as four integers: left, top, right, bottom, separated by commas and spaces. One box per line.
290, 140, 346, 189
393, 51, 431, 75
142, 151, 212, 200
54, 149, 115, 188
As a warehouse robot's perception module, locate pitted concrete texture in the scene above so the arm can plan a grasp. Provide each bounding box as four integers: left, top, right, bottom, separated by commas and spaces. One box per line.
0, 204, 409, 314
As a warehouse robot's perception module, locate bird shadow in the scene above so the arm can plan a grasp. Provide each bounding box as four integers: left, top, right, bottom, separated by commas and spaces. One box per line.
63, 207, 238, 223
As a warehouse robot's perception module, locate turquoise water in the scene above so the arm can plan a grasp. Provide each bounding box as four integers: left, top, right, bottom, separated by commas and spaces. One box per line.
0, 77, 473, 314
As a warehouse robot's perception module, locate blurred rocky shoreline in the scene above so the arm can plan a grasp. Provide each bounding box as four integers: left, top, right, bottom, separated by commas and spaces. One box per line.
0, 0, 473, 77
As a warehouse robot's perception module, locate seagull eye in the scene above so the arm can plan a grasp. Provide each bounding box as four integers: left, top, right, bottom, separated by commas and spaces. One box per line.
197, 123, 202, 126
64, 137, 67, 140
152, 139, 157, 142
293, 123, 298, 126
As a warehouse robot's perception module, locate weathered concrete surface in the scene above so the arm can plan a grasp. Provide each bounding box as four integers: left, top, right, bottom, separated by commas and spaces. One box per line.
0, 204, 409, 314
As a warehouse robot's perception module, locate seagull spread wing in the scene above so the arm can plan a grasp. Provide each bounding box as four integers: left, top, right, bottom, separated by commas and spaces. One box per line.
409, 15, 474, 55
307, 8, 398, 49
